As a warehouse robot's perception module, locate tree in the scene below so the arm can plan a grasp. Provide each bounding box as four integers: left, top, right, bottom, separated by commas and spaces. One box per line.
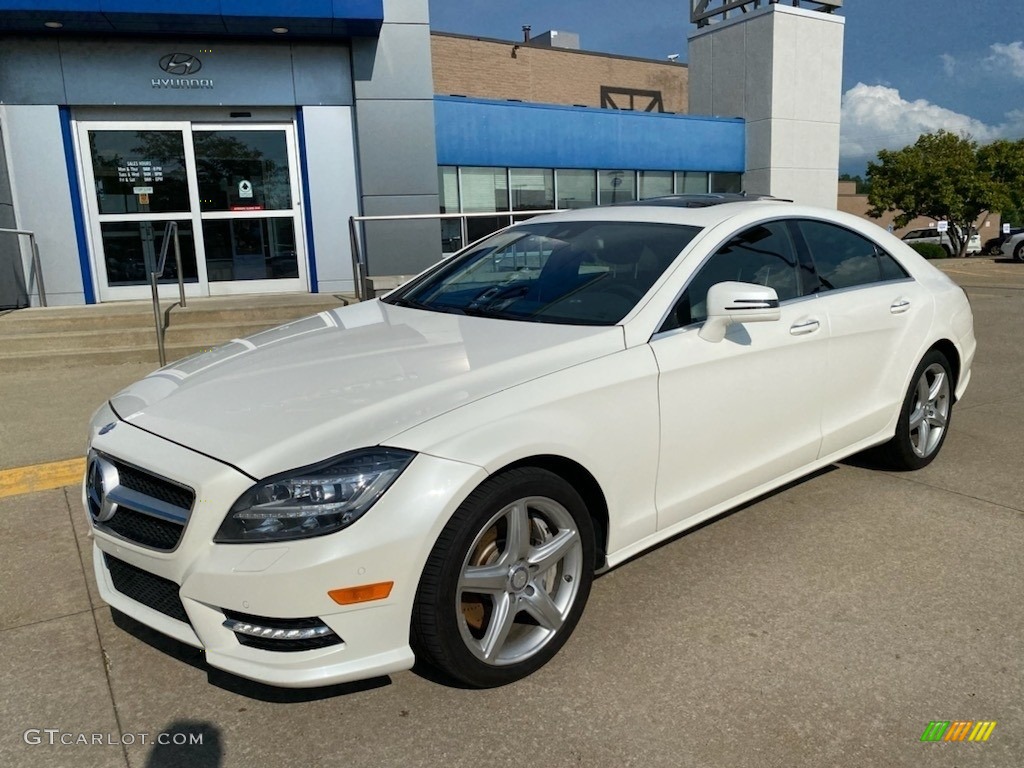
866, 131, 1024, 257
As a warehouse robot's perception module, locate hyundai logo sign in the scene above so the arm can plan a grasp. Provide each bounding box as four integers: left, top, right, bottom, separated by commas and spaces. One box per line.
159, 53, 202, 75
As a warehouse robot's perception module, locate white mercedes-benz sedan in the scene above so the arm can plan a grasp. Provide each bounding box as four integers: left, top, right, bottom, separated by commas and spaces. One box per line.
84, 197, 976, 689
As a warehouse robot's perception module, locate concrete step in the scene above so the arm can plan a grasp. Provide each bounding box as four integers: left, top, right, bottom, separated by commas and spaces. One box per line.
0, 292, 357, 369
0, 319, 292, 354
0, 295, 350, 334
0, 342, 224, 370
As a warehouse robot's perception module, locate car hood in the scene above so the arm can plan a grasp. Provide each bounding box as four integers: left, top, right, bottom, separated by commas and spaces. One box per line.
110, 300, 624, 479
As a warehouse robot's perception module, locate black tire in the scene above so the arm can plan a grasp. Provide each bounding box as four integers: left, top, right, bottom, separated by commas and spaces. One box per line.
874, 350, 954, 471
1014, 242, 1024, 263
412, 467, 595, 688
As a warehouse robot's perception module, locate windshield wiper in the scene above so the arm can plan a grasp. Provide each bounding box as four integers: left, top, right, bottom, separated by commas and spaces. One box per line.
387, 296, 467, 315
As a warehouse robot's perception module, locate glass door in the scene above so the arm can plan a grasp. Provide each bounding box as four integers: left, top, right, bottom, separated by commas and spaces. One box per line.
193, 125, 306, 295
78, 121, 204, 302
76, 121, 307, 301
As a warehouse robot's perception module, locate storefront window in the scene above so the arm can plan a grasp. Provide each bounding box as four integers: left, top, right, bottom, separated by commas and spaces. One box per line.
710, 172, 743, 194
438, 166, 462, 253
675, 171, 709, 194
555, 170, 596, 209
639, 171, 673, 199
88, 131, 189, 215
438, 166, 460, 213
460, 167, 510, 242
510, 168, 554, 211
598, 170, 636, 205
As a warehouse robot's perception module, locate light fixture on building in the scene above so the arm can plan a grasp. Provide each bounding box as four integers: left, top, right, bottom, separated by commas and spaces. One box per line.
44, 21, 63, 29
271, 26, 289, 34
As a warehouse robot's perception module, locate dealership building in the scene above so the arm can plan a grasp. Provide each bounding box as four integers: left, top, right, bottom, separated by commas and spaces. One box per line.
0, 0, 842, 307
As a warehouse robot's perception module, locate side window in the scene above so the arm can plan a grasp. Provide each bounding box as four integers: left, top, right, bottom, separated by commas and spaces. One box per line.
663, 221, 799, 330
798, 220, 901, 291
878, 249, 910, 281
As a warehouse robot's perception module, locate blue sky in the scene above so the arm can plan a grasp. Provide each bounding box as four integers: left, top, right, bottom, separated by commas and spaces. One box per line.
428, 0, 1024, 173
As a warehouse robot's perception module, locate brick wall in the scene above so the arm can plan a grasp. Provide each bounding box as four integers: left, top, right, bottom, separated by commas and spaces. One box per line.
431, 32, 688, 113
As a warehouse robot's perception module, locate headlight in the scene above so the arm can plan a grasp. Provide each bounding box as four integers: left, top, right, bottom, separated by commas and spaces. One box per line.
214, 448, 415, 543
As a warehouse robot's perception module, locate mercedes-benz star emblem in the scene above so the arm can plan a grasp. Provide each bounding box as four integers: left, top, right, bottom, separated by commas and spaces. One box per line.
86, 455, 120, 524
159, 53, 202, 76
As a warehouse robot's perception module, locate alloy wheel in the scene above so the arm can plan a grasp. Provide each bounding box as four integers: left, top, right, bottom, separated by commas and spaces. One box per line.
908, 362, 950, 458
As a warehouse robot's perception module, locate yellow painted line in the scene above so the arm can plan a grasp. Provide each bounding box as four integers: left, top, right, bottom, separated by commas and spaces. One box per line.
0, 458, 86, 499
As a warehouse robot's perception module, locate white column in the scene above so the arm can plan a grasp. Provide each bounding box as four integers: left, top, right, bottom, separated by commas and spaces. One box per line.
688, 4, 845, 208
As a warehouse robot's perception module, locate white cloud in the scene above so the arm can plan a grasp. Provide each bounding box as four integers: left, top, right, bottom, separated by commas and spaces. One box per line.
940, 53, 956, 77
840, 83, 1002, 162
986, 41, 1024, 78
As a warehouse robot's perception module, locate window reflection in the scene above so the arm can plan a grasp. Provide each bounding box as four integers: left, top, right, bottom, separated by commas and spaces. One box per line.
193, 131, 292, 212
202, 218, 298, 281
89, 131, 189, 215
100, 220, 198, 286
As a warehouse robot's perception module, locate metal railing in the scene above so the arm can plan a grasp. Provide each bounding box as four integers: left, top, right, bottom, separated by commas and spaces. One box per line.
0, 227, 47, 307
150, 221, 187, 366
348, 209, 565, 301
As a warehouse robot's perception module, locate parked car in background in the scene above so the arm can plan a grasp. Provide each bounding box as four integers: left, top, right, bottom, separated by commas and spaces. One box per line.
999, 230, 1024, 262
982, 226, 1023, 256
901, 227, 982, 256
84, 198, 976, 690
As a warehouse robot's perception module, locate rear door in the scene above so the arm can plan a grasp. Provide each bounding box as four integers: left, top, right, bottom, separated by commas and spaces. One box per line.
792, 219, 934, 458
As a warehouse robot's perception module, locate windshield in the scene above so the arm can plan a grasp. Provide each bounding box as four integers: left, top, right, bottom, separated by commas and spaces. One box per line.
385, 220, 700, 325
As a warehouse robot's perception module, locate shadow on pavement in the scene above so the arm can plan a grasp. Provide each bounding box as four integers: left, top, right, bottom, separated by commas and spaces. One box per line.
144, 721, 222, 768
111, 609, 392, 702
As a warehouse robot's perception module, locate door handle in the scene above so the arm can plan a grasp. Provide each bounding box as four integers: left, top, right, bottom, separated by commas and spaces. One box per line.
890, 298, 911, 314
789, 319, 820, 336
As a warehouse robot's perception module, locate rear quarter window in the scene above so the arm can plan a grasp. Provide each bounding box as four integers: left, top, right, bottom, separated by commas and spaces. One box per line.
798, 220, 908, 291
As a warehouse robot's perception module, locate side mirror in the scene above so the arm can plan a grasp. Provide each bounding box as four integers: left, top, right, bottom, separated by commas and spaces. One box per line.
699, 281, 781, 342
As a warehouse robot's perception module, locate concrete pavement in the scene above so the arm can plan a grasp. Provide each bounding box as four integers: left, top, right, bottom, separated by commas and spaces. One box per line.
0, 257, 1021, 767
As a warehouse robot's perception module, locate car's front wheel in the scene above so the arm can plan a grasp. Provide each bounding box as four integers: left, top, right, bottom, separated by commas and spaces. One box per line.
412, 468, 595, 688
876, 350, 954, 471
1014, 242, 1024, 263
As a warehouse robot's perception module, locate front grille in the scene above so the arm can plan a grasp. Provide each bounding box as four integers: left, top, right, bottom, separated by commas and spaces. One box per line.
104, 554, 189, 624
222, 609, 343, 652
113, 461, 195, 511
91, 455, 193, 551
103, 507, 183, 551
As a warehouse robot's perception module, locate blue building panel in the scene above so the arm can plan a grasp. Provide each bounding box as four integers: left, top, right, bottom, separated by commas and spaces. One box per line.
434, 97, 745, 172
0, 0, 383, 36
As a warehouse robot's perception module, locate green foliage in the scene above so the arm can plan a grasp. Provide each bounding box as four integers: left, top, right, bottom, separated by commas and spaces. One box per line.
907, 242, 948, 260
866, 131, 1024, 257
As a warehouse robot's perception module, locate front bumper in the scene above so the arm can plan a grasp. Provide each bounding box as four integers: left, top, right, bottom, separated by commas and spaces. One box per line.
86, 408, 486, 688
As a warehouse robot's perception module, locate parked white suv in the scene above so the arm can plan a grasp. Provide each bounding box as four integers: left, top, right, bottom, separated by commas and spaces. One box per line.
901, 227, 982, 256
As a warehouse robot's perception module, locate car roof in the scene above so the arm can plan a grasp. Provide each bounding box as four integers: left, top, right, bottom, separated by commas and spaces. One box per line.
521, 199, 796, 228
614, 193, 791, 208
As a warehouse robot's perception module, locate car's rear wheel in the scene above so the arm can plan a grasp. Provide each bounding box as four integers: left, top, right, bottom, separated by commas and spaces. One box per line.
1014, 242, 1024, 262
875, 350, 953, 471
412, 468, 595, 688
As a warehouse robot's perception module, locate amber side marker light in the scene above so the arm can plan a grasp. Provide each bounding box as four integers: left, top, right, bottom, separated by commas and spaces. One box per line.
329, 582, 394, 605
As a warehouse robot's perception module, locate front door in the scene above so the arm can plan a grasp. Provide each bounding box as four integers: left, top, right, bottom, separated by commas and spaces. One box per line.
651, 220, 828, 531
77, 121, 307, 301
